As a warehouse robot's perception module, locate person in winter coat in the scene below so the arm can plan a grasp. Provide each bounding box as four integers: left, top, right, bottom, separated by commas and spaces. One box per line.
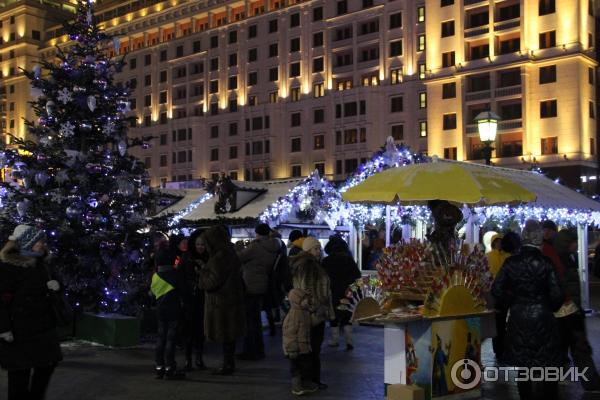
0, 225, 62, 400
179, 229, 208, 371
237, 223, 280, 360
554, 228, 600, 391
266, 229, 291, 333
283, 288, 318, 396
322, 235, 361, 350
290, 236, 335, 391
487, 234, 508, 279
198, 226, 246, 375
492, 220, 565, 400
288, 230, 305, 258
151, 244, 185, 380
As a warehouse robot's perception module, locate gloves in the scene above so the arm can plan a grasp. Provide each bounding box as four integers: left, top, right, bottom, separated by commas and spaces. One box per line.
0, 331, 14, 343
47, 280, 60, 292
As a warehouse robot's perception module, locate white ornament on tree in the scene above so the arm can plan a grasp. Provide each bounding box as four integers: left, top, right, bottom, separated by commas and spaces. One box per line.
117, 140, 127, 156
45, 101, 56, 116
59, 121, 75, 137
102, 120, 115, 136
57, 88, 72, 104
87, 95, 97, 112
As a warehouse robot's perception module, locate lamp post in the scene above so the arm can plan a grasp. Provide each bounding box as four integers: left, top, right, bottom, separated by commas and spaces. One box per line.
475, 111, 501, 165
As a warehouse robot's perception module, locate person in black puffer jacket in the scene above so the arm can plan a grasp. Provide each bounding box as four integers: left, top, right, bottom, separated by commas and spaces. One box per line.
492, 220, 565, 400
151, 243, 185, 380
322, 235, 361, 351
0, 225, 62, 400
554, 228, 600, 391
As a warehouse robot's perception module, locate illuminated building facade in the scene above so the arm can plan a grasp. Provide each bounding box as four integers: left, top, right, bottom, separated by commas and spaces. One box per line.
425, 0, 598, 189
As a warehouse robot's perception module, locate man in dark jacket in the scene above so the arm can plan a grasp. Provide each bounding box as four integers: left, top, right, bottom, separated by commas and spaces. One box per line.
492, 220, 565, 400
237, 223, 280, 360
151, 245, 185, 380
288, 230, 305, 257
322, 235, 361, 350
554, 228, 600, 391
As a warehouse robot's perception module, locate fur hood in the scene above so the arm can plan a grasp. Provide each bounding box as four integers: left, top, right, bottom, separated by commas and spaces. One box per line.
0, 241, 37, 268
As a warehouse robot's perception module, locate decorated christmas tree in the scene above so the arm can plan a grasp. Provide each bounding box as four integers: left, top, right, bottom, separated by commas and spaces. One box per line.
0, 0, 154, 315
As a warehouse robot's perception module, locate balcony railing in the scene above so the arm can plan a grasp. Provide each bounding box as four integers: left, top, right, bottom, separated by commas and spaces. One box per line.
465, 26, 489, 38
495, 85, 522, 97
465, 90, 491, 102
494, 18, 520, 32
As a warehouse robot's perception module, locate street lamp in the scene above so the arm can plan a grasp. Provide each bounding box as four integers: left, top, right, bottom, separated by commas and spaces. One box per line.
475, 111, 501, 165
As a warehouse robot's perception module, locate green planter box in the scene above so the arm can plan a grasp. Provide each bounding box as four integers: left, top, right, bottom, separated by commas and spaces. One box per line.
76, 312, 140, 347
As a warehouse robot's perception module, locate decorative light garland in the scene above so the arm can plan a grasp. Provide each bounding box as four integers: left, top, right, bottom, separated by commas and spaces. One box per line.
167, 192, 213, 229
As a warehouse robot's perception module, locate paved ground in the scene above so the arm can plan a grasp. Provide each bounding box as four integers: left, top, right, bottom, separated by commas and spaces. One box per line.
2, 281, 600, 399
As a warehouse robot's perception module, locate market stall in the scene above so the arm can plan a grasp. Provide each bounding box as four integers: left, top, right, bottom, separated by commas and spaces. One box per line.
341, 159, 537, 399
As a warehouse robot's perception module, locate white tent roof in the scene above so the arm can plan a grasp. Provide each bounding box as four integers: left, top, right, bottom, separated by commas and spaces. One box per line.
154, 188, 208, 217
182, 178, 304, 221
442, 160, 600, 211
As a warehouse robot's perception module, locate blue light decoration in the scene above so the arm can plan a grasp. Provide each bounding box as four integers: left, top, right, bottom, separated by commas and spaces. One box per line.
259, 170, 348, 230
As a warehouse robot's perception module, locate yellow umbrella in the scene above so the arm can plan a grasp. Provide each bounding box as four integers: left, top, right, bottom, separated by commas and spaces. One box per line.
342, 160, 536, 205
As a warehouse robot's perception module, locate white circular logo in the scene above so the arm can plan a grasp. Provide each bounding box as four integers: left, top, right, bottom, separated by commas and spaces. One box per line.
451, 359, 482, 390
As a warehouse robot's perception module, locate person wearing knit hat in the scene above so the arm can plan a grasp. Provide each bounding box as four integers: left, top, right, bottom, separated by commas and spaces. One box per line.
288, 230, 305, 257
302, 236, 322, 259
492, 219, 565, 399
0, 225, 62, 400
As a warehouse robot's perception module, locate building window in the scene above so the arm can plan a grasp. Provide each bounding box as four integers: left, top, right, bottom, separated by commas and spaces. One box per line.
210, 35, 218, 48
314, 108, 325, 124
591, 138, 596, 155
290, 13, 300, 28
269, 67, 279, 82
313, 57, 324, 73
419, 92, 427, 109
541, 137, 558, 154
442, 51, 455, 68
390, 12, 402, 29
442, 82, 456, 99
389, 41, 403, 57
313, 6, 323, 21
314, 83, 325, 98
144, 115, 151, 127
539, 31, 556, 49
337, 0, 348, 15
160, 154, 167, 167
391, 68, 402, 84
345, 159, 358, 174
130, 58, 137, 70
291, 165, 302, 177
248, 24, 257, 38
229, 76, 238, 90
291, 138, 301, 152
290, 37, 300, 52
539, 65, 556, 84
359, 20, 379, 36
210, 125, 219, 138
443, 113, 457, 130
229, 146, 238, 159
229, 53, 238, 67
228, 99, 238, 112
419, 121, 427, 137
590, 101, 595, 119
589, 67, 595, 85
268, 43, 278, 58
313, 32, 324, 47
248, 95, 257, 106
390, 96, 403, 113
269, 19, 278, 33
193, 40, 201, 52
444, 147, 457, 160
210, 57, 219, 71
291, 87, 301, 102
290, 62, 301, 77
210, 80, 219, 94
344, 129, 358, 144
291, 112, 301, 127
391, 124, 404, 141
269, 91, 278, 103
441, 0, 454, 6
418, 35, 426, 51
210, 148, 219, 161
315, 163, 325, 176
441, 20, 455, 37
540, 100, 557, 118
176, 45, 184, 57
229, 30, 237, 44
210, 102, 219, 115
362, 74, 379, 86
417, 6, 425, 23
229, 122, 238, 136
248, 48, 258, 62
539, 0, 555, 15
144, 54, 151, 65
314, 134, 325, 150
248, 71, 258, 86
418, 64, 426, 79
337, 79, 353, 91
144, 95, 152, 107
145, 75, 151, 86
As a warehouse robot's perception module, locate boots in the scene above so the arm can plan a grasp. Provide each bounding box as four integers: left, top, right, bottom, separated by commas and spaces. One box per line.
328, 326, 340, 347
291, 375, 319, 396
343, 325, 353, 351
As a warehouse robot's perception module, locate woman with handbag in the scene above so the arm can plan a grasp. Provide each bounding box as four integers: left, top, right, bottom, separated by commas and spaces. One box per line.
0, 225, 63, 400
